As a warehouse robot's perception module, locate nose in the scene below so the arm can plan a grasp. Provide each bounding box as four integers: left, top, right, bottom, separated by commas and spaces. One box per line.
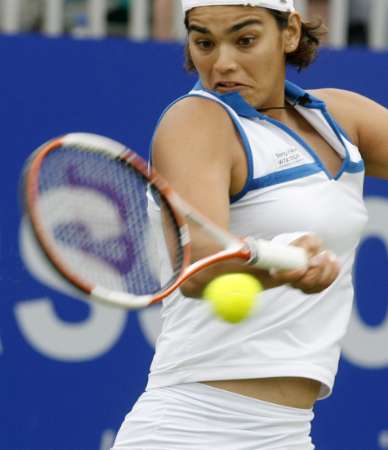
213, 44, 238, 74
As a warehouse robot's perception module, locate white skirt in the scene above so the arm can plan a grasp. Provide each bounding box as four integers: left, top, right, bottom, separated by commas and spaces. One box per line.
111, 382, 315, 450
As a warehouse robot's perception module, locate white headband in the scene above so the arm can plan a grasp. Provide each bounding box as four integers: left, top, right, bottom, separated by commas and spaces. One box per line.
182, 0, 295, 13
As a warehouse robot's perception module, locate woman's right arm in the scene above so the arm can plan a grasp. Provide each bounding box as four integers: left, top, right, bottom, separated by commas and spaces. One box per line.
152, 96, 339, 297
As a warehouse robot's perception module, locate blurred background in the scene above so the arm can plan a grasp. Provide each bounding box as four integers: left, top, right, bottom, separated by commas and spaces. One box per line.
1, 1, 388, 450
0, 0, 387, 47
0, 0, 388, 45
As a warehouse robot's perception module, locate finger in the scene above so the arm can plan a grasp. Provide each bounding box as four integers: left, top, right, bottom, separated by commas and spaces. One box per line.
294, 253, 340, 293
291, 234, 323, 258
317, 254, 340, 289
314, 251, 340, 285
308, 249, 337, 268
291, 267, 324, 293
270, 267, 308, 285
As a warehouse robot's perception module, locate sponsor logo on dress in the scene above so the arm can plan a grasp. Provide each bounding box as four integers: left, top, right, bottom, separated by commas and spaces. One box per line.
275, 147, 304, 169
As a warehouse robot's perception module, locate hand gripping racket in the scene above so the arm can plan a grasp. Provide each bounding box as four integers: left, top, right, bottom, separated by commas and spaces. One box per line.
22, 132, 308, 309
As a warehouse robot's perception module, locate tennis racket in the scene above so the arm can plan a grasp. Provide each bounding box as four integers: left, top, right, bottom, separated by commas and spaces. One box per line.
22, 132, 308, 309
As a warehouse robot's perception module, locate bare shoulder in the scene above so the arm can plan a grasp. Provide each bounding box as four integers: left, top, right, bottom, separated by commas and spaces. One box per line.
309, 88, 372, 110
308, 87, 387, 115
152, 95, 240, 169
156, 95, 237, 141
307, 88, 382, 144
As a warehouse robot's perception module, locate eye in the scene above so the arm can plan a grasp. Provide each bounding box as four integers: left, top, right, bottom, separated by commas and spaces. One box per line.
195, 39, 214, 50
237, 36, 256, 47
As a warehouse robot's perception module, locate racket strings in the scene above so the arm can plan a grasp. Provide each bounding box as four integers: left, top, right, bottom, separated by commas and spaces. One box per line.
34, 145, 181, 296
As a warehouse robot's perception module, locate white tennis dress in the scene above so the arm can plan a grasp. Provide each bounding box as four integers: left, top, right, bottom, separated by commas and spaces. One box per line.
112, 81, 368, 450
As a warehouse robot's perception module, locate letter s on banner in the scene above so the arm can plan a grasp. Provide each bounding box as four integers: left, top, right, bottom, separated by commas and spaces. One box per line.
342, 197, 388, 368
15, 217, 127, 362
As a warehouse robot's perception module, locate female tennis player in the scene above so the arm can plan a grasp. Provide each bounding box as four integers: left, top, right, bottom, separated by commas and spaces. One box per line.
111, 1, 388, 448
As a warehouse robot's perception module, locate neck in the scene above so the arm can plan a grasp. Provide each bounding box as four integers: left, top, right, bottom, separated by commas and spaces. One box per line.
256, 84, 289, 120
257, 101, 293, 121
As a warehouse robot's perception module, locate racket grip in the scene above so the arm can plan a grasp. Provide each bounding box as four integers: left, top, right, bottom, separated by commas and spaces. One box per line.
247, 238, 308, 271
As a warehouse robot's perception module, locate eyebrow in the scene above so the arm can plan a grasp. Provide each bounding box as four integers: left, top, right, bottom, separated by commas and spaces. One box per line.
188, 19, 263, 35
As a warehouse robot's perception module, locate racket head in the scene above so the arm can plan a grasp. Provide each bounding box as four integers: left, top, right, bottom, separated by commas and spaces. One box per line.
22, 132, 191, 309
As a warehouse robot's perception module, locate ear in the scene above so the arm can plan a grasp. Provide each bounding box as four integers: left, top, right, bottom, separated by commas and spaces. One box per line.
283, 12, 302, 54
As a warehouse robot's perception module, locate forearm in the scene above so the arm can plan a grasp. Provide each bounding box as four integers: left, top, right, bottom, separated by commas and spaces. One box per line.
180, 259, 280, 299
180, 234, 339, 298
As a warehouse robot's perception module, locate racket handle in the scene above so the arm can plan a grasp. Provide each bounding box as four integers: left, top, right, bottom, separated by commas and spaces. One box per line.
247, 238, 308, 271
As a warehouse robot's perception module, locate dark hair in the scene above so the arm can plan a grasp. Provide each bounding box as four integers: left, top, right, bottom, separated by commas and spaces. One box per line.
184, 9, 327, 72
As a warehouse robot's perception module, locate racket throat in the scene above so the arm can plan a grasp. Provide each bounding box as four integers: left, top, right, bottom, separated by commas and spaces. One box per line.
91, 286, 153, 309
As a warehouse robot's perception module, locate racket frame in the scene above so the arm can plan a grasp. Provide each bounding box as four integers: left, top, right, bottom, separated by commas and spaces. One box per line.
23, 132, 306, 309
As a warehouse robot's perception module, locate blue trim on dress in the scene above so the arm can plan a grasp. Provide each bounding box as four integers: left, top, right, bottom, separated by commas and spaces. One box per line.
193, 80, 324, 117
285, 81, 353, 143
148, 89, 255, 202
319, 108, 350, 179
250, 163, 322, 189
193, 81, 264, 120
263, 115, 341, 180
193, 80, 365, 181
346, 160, 365, 173
182, 92, 255, 203
284, 80, 324, 109
160, 81, 365, 194
324, 110, 352, 143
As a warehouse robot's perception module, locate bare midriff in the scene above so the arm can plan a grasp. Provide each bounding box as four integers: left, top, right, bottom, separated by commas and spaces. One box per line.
202, 377, 321, 409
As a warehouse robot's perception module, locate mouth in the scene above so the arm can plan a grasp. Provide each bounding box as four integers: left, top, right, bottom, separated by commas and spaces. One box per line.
214, 82, 246, 93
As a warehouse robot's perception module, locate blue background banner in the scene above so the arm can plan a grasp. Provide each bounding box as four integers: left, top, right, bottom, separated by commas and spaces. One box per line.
1, 35, 387, 450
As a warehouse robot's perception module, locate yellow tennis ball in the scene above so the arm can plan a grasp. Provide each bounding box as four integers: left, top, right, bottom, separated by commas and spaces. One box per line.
203, 273, 263, 324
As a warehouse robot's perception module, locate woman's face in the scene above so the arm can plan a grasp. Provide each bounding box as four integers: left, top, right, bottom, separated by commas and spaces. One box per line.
187, 6, 298, 109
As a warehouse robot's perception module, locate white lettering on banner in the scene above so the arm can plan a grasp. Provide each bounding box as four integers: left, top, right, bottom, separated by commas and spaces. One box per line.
15, 297, 126, 361
379, 430, 388, 449
100, 429, 116, 450
15, 217, 127, 362
342, 197, 388, 368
